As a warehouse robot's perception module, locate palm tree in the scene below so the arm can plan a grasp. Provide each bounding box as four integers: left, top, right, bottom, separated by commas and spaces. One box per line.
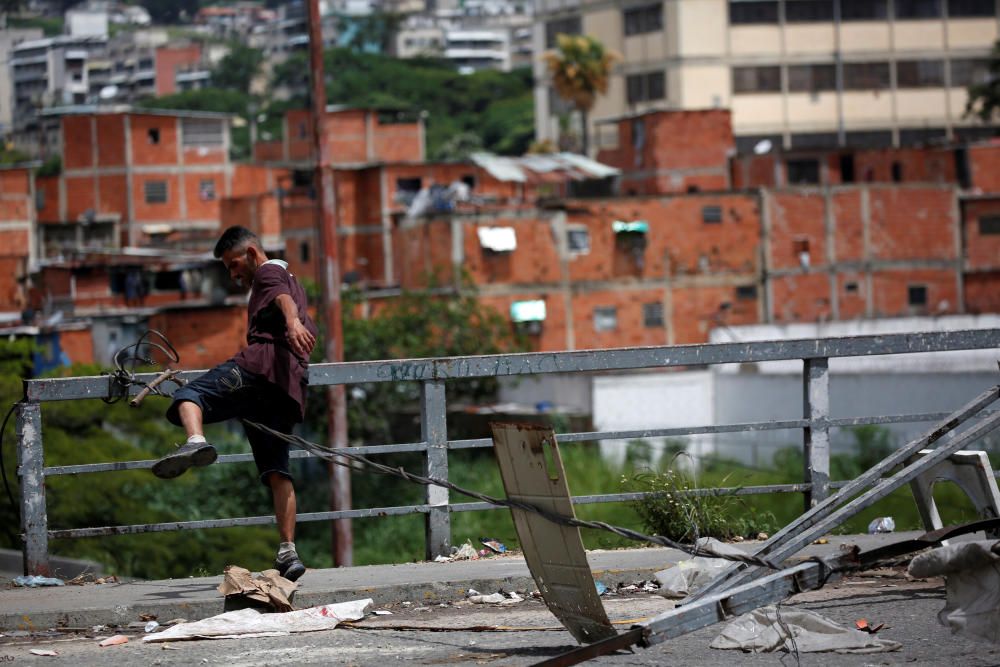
543, 34, 619, 156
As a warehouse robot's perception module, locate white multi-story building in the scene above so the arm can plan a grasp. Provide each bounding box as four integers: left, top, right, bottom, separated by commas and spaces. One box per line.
533, 0, 999, 154
0, 27, 44, 137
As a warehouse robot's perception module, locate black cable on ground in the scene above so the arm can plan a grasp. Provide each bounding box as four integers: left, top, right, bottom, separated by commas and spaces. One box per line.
243, 419, 783, 571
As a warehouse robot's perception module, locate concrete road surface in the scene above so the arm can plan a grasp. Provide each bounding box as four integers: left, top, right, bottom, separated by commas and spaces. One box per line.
3, 570, 999, 666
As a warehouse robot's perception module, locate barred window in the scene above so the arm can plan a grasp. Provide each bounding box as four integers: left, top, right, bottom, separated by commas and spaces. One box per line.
729, 1, 779, 24
181, 118, 224, 147
897, 60, 945, 88
979, 216, 1000, 235
785, 0, 834, 22
626, 71, 666, 104
643, 302, 664, 327
199, 179, 216, 201
787, 158, 820, 184
624, 4, 663, 36
732, 66, 781, 93
788, 64, 836, 92
908, 285, 928, 306
702, 205, 723, 223
144, 180, 168, 204
843, 62, 891, 90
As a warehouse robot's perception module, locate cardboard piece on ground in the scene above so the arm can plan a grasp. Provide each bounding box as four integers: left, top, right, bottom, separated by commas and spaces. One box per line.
143, 599, 373, 642
218, 565, 297, 613
490, 422, 617, 644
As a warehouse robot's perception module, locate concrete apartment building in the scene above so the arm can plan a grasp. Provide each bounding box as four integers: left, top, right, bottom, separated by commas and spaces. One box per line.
533, 0, 999, 154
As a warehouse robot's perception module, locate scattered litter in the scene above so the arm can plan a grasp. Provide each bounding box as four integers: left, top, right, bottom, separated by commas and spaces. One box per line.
91, 625, 106, 633
144, 621, 160, 633
217, 565, 297, 613
373, 610, 393, 616
855, 619, 885, 634
99, 634, 129, 647
711, 606, 901, 653
161, 644, 181, 650
29, 649, 59, 656
479, 538, 507, 554
756, 532, 769, 540
466, 589, 480, 596
66, 573, 118, 586
909, 539, 1000, 643
163, 619, 187, 626
655, 538, 747, 599
139, 613, 157, 622
401, 601, 412, 607
814, 538, 830, 545
13, 575, 64, 587
868, 517, 896, 534
143, 599, 373, 642
433, 555, 451, 563
469, 592, 506, 604
595, 581, 608, 596
500, 592, 523, 606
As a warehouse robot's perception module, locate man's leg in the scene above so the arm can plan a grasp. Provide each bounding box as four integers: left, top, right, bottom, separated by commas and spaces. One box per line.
268, 473, 297, 544
177, 401, 205, 439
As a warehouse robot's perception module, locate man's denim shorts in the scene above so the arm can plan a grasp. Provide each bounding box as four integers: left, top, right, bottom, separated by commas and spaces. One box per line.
166, 360, 296, 486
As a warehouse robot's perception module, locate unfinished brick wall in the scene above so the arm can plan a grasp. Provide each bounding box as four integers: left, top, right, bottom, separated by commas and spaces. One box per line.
961, 196, 1000, 314
281, 109, 424, 166
59, 327, 94, 365
0, 167, 34, 312
969, 144, 1000, 193
155, 44, 203, 96
147, 304, 248, 370
596, 110, 734, 195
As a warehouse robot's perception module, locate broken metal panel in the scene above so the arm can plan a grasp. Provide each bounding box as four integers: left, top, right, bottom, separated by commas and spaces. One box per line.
490, 422, 617, 644
689, 385, 1000, 601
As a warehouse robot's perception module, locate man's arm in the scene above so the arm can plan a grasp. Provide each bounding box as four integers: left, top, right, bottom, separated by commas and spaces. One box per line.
275, 293, 316, 359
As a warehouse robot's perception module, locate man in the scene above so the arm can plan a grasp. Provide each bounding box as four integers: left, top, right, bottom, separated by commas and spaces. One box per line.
155, 226, 318, 582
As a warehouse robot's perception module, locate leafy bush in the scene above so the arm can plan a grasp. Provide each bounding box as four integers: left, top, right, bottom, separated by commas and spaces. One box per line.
625, 463, 778, 542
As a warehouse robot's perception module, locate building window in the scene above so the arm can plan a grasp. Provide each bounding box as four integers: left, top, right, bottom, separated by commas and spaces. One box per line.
643, 302, 664, 327
732, 66, 781, 93
36, 187, 45, 211
787, 159, 820, 184
785, 0, 834, 22
979, 216, 1000, 235
896, 60, 945, 88
594, 306, 618, 332
702, 205, 723, 224
845, 281, 859, 294
899, 127, 947, 146
891, 161, 903, 182
894, 0, 942, 19
199, 179, 216, 201
626, 71, 666, 104
841, 0, 889, 19
182, 118, 224, 147
787, 64, 837, 92
545, 16, 581, 48
567, 225, 591, 254
144, 180, 168, 204
624, 4, 663, 36
908, 285, 928, 307
461, 174, 476, 189
948, 0, 996, 16
729, 1, 779, 24
147, 128, 160, 144
950, 59, 991, 87
735, 285, 758, 300
845, 130, 894, 149
791, 132, 839, 150
300, 241, 310, 262
843, 62, 891, 90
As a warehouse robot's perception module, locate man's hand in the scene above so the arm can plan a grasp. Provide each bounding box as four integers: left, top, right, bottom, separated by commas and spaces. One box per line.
286, 318, 316, 359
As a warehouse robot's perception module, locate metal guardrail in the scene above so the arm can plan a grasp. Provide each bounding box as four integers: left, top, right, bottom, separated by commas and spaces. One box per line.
16, 328, 1000, 575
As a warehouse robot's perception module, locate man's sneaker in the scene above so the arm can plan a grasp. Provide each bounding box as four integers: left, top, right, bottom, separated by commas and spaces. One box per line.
275, 550, 306, 582
152, 441, 218, 479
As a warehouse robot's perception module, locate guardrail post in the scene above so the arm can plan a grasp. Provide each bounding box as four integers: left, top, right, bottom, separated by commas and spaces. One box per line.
16, 402, 50, 575
421, 380, 450, 560
803, 357, 831, 510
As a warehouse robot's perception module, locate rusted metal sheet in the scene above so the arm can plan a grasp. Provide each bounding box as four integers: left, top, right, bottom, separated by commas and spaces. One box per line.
490, 422, 617, 644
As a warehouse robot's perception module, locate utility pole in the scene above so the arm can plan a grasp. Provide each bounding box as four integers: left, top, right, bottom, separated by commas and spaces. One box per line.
306, 0, 352, 566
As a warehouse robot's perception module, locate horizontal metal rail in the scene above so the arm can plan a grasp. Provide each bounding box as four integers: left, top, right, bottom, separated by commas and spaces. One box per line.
16, 328, 1000, 575
22, 329, 1000, 402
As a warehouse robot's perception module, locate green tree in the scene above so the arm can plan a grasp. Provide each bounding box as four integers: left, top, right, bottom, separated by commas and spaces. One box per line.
966, 39, 1000, 122
543, 34, 619, 156
212, 44, 264, 93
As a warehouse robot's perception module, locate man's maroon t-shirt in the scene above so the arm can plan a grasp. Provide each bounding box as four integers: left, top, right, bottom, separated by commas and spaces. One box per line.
232, 261, 318, 421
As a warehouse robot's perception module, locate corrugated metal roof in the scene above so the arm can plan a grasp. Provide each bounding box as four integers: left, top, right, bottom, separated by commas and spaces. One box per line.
471, 152, 526, 183
470, 151, 620, 183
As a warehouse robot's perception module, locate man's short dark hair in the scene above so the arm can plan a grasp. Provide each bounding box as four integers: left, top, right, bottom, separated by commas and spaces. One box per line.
214, 226, 259, 258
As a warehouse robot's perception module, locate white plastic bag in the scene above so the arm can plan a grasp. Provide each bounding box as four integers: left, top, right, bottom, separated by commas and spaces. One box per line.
655, 537, 746, 599
711, 606, 901, 653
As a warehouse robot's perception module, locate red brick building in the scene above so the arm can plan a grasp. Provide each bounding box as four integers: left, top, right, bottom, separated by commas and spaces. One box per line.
0, 164, 37, 315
